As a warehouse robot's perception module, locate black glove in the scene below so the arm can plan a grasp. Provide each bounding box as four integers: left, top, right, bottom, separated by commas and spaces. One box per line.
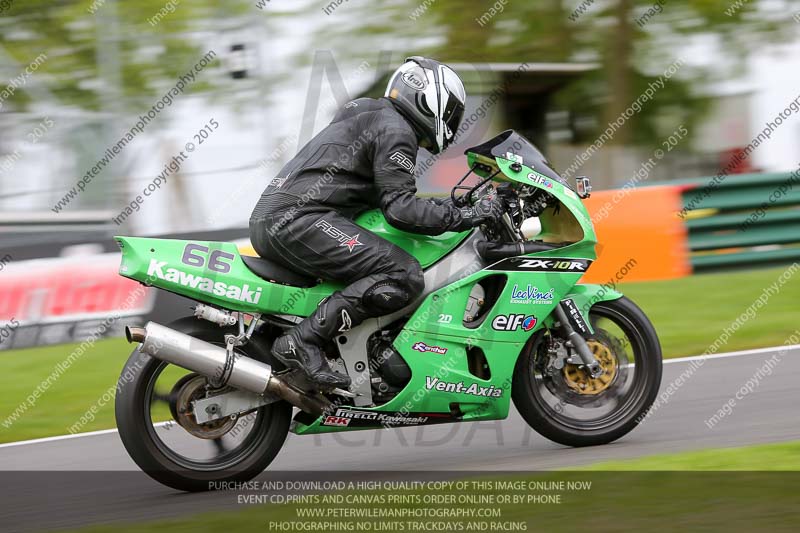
455, 194, 504, 231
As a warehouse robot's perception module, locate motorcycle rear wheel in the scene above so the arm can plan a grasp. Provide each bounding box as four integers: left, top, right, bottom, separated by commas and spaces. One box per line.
115, 317, 292, 492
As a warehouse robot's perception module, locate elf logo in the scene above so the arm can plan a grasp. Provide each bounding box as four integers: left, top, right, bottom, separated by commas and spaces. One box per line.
527, 173, 553, 188
491, 314, 537, 332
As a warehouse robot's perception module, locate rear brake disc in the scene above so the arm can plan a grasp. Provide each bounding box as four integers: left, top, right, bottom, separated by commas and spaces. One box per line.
173, 375, 236, 439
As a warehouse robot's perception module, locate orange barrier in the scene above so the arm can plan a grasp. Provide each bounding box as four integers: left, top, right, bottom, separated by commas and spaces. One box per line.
581, 185, 690, 283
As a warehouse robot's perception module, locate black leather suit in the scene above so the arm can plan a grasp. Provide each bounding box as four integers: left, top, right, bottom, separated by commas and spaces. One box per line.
249, 97, 468, 344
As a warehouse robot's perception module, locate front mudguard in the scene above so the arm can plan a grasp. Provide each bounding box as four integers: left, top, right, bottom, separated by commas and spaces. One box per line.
543, 283, 624, 336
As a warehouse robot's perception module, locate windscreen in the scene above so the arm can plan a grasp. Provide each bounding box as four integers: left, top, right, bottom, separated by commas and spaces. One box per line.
465, 130, 572, 189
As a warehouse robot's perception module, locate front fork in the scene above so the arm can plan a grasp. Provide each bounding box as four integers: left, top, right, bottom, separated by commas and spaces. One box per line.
553, 302, 603, 378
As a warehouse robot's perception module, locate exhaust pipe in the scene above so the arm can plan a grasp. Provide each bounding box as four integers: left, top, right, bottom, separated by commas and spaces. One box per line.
125, 322, 330, 416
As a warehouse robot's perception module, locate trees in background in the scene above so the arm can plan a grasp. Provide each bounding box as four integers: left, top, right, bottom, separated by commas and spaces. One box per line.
415, 0, 792, 148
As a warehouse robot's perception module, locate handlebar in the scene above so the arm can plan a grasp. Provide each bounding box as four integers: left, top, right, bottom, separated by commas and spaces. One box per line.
475, 240, 562, 262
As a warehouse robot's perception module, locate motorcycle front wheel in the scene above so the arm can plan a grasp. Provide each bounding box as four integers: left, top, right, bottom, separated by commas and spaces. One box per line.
512, 296, 662, 447
115, 317, 292, 492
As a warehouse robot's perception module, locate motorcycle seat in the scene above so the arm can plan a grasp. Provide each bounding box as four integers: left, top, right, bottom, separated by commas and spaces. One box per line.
241, 255, 318, 287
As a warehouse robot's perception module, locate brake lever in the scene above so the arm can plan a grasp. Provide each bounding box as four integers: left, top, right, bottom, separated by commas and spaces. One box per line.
450, 185, 473, 207
500, 212, 524, 241
482, 186, 524, 242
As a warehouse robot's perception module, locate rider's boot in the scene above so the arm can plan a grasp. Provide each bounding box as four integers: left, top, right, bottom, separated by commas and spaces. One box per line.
272, 294, 361, 390
271, 331, 351, 390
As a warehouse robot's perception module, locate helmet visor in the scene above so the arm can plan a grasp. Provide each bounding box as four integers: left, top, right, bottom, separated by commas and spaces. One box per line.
442, 96, 464, 143
441, 66, 466, 144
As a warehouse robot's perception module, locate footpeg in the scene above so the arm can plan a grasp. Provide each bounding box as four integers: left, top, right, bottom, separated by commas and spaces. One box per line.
331, 388, 356, 398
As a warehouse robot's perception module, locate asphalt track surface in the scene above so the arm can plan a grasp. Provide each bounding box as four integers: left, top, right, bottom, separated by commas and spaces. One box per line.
2, 345, 798, 532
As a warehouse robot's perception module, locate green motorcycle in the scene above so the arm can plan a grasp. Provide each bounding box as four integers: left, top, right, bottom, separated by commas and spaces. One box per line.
114, 130, 662, 491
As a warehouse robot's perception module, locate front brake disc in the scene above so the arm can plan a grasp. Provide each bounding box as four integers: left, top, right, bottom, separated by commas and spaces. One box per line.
562, 340, 618, 395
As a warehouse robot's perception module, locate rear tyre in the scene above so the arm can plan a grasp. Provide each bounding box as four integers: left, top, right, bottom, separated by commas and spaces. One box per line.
512, 296, 662, 447
115, 317, 292, 492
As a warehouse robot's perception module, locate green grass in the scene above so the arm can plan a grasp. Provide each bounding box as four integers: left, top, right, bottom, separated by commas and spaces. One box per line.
0, 338, 132, 443
65, 442, 800, 533
582, 439, 800, 471
1, 266, 797, 444
620, 265, 800, 358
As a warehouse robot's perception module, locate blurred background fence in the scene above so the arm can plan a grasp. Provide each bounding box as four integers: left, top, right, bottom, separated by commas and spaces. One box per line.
681, 171, 800, 272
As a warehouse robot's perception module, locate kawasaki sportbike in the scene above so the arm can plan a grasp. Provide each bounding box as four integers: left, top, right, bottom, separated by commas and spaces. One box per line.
115, 130, 662, 491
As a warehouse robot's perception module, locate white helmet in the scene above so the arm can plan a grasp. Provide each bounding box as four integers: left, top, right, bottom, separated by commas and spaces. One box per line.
385, 56, 466, 154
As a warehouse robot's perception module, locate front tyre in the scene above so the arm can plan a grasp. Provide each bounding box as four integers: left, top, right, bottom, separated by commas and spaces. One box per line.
512, 296, 662, 447
115, 317, 292, 492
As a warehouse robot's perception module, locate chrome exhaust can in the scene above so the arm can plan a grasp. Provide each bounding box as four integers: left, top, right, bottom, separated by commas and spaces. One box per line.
125, 322, 332, 416
126, 322, 273, 395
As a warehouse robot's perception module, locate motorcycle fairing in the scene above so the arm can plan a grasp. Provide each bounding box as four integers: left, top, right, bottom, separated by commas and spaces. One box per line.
116, 128, 623, 435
